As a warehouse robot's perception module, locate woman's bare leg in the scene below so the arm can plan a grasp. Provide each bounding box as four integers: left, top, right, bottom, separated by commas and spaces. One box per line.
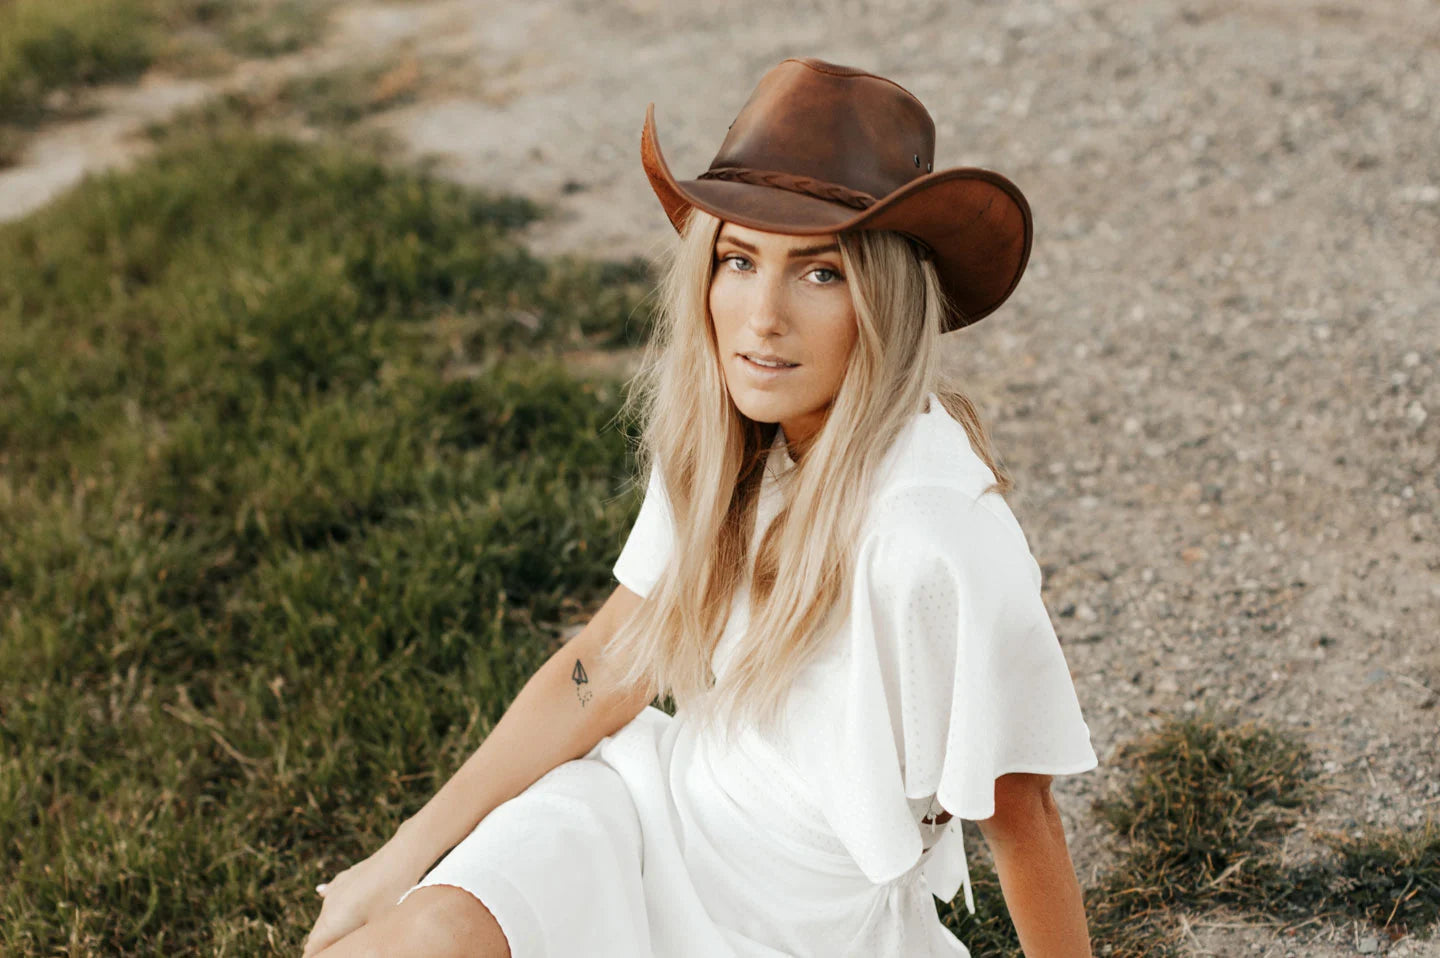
313, 885, 512, 958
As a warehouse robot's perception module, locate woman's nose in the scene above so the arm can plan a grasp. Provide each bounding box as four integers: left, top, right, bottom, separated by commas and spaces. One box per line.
745, 279, 789, 337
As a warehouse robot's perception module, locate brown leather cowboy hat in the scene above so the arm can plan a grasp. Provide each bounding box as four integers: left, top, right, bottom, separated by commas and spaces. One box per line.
641, 56, 1032, 333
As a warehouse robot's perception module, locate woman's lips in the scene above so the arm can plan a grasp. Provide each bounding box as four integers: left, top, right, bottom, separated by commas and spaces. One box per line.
738, 353, 801, 380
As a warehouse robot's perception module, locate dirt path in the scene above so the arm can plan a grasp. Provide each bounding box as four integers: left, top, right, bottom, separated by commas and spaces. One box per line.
4, 1, 1437, 953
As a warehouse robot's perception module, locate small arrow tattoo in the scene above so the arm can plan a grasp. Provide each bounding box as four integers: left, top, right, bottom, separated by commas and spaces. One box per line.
572, 658, 593, 707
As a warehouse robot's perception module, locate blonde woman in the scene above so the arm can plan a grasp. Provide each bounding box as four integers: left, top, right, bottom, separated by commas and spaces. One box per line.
304, 57, 1099, 958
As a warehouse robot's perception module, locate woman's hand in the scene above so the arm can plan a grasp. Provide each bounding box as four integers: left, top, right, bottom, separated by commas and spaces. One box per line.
301, 842, 429, 957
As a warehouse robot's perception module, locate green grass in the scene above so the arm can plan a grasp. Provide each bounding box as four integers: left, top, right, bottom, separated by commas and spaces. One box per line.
0, 109, 655, 954
1094, 709, 1314, 906
0, 0, 338, 129
1082, 711, 1316, 955
0, 0, 155, 123
1286, 818, 1440, 935
1080, 711, 1438, 952
275, 58, 427, 129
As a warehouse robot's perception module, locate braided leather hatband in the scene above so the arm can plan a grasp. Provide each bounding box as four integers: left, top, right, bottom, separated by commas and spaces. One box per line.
697, 166, 877, 211
695, 166, 935, 260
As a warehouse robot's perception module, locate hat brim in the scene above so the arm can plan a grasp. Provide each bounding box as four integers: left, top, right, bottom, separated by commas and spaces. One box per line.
641, 103, 1032, 331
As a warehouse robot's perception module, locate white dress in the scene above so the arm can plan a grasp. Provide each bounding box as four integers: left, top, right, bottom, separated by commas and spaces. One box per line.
398, 391, 1099, 957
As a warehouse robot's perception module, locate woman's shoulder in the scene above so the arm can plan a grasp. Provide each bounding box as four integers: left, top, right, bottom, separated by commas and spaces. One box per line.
877, 396, 1001, 495
862, 481, 1037, 599
866, 398, 1030, 559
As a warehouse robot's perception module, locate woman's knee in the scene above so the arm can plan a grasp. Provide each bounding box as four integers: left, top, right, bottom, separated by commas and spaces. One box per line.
320, 884, 511, 958
403, 885, 512, 958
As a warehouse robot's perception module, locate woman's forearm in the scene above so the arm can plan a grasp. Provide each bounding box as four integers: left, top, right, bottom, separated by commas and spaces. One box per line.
982, 791, 1093, 958
380, 586, 654, 878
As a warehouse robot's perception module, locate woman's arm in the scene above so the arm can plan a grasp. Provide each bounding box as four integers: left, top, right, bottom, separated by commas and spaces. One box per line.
385, 582, 657, 873
974, 772, 1094, 958
303, 583, 656, 956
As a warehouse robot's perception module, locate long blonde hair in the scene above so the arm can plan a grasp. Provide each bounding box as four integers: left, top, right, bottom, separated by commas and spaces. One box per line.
600, 207, 1013, 745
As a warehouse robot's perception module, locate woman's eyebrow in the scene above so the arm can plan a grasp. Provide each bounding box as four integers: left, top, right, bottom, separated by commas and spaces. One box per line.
717, 235, 840, 258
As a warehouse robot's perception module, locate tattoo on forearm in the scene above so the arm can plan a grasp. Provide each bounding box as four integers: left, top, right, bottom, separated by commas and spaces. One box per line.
572, 658, 592, 707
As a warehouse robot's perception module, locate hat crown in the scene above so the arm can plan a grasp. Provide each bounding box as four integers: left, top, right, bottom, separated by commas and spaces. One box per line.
708, 58, 936, 204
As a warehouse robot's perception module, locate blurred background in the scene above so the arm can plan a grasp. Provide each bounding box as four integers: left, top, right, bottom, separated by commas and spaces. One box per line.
1, 1, 1436, 954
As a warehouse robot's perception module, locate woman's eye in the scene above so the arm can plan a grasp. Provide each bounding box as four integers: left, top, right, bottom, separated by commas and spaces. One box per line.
717, 255, 840, 285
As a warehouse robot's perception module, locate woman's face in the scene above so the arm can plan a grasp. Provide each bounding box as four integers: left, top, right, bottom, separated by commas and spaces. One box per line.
709, 222, 859, 447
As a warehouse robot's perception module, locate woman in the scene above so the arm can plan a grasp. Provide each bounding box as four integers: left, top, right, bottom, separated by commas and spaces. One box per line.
303, 57, 1099, 958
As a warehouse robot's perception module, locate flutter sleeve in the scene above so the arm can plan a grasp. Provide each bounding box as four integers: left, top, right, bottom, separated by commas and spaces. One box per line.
611, 463, 675, 599
785, 482, 1098, 911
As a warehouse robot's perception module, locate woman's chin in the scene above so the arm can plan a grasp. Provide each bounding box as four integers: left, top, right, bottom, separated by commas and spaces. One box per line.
728, 389, 795, 425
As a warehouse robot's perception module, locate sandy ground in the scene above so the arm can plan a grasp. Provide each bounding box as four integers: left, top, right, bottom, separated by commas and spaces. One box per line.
3, 1, 1437, 953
